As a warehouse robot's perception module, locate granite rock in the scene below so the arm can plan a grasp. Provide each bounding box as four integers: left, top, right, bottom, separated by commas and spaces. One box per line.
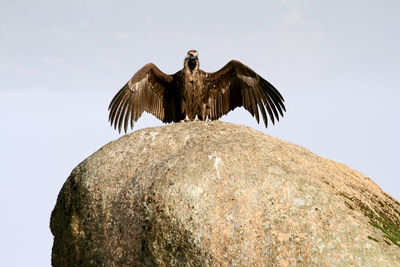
50, 121, 400, 266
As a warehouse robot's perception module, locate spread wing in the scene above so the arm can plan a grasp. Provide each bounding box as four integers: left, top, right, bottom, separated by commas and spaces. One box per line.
203, 60, 285, 128
108, 63, 173, 133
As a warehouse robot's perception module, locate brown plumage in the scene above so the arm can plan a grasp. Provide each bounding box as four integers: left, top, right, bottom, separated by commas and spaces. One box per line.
109, 50, 286, 133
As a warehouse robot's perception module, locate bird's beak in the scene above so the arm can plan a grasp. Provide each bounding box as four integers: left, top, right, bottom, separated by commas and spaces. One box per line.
189, 55, 198, 60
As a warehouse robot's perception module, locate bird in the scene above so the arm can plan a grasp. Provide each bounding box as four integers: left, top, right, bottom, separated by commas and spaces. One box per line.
108, 50, 286, 133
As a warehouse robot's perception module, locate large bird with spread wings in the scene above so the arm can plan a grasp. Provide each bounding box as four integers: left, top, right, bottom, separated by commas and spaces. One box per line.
109, 50, 286, 133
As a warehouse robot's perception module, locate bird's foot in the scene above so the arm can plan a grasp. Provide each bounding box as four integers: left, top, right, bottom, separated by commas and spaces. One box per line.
180, 115, 190, 123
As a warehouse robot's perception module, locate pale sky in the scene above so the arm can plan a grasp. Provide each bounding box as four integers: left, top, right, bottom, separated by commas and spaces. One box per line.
1, 1, 399, 266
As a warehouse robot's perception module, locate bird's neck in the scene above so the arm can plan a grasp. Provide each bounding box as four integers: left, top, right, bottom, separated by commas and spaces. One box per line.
184, 59, 199, 73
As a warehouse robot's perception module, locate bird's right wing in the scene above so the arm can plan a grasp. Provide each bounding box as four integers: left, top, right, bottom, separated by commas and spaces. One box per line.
108, 63, 173, 133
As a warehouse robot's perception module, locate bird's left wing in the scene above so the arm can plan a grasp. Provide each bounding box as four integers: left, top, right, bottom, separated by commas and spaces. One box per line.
203, 60, 285, 128
108, 63, 173, 133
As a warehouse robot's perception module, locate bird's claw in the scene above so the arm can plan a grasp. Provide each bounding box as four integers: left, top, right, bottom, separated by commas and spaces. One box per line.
180, 115, 190, 123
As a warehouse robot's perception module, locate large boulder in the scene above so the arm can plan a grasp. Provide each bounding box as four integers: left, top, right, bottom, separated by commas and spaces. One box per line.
50, 121, 400, 266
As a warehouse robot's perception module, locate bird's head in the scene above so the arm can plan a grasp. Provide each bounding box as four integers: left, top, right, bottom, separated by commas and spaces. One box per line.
185, 50, 199, 71
187, 50, 198, 60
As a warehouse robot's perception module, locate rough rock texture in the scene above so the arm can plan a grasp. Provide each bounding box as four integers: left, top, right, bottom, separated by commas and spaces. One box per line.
50, 121, 400, 266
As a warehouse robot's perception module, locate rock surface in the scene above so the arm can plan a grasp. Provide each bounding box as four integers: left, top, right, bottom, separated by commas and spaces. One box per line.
50, 121, 400, 266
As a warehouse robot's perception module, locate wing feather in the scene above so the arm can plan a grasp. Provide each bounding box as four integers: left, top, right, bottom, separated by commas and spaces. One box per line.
223, 91, 229, 114
117, 92, 131, 132
254, 89, 268, 127
108, 63, 173, 132
265, 93, 279, 122
203, 60, 285, 128
260, 77, 286, 115
242, 87, 252, 115
249, 88, 259, 123
108, 84, 128, 124
113, 89, 130, 129
262, 94, 276, 125
124, 93, 135, 133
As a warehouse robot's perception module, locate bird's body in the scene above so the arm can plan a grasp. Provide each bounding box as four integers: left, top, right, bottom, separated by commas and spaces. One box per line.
178, 69, 204, 120
109, 50, 286, 132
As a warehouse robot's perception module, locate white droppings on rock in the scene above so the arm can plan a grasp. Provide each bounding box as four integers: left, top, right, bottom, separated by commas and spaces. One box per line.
184, 135, 189, 145
187, 184, 204, 199
268, 166, 285, 176
293, 198, 305, 207
317, 239, 325, 252
208, 154, 222, 180
149, 131, 158, 140
138, 131, 159, 142
139, 132, 146, 141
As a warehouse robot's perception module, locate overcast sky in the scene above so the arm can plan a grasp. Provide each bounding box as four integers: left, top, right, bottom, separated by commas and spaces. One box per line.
1, 1, 399, 266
